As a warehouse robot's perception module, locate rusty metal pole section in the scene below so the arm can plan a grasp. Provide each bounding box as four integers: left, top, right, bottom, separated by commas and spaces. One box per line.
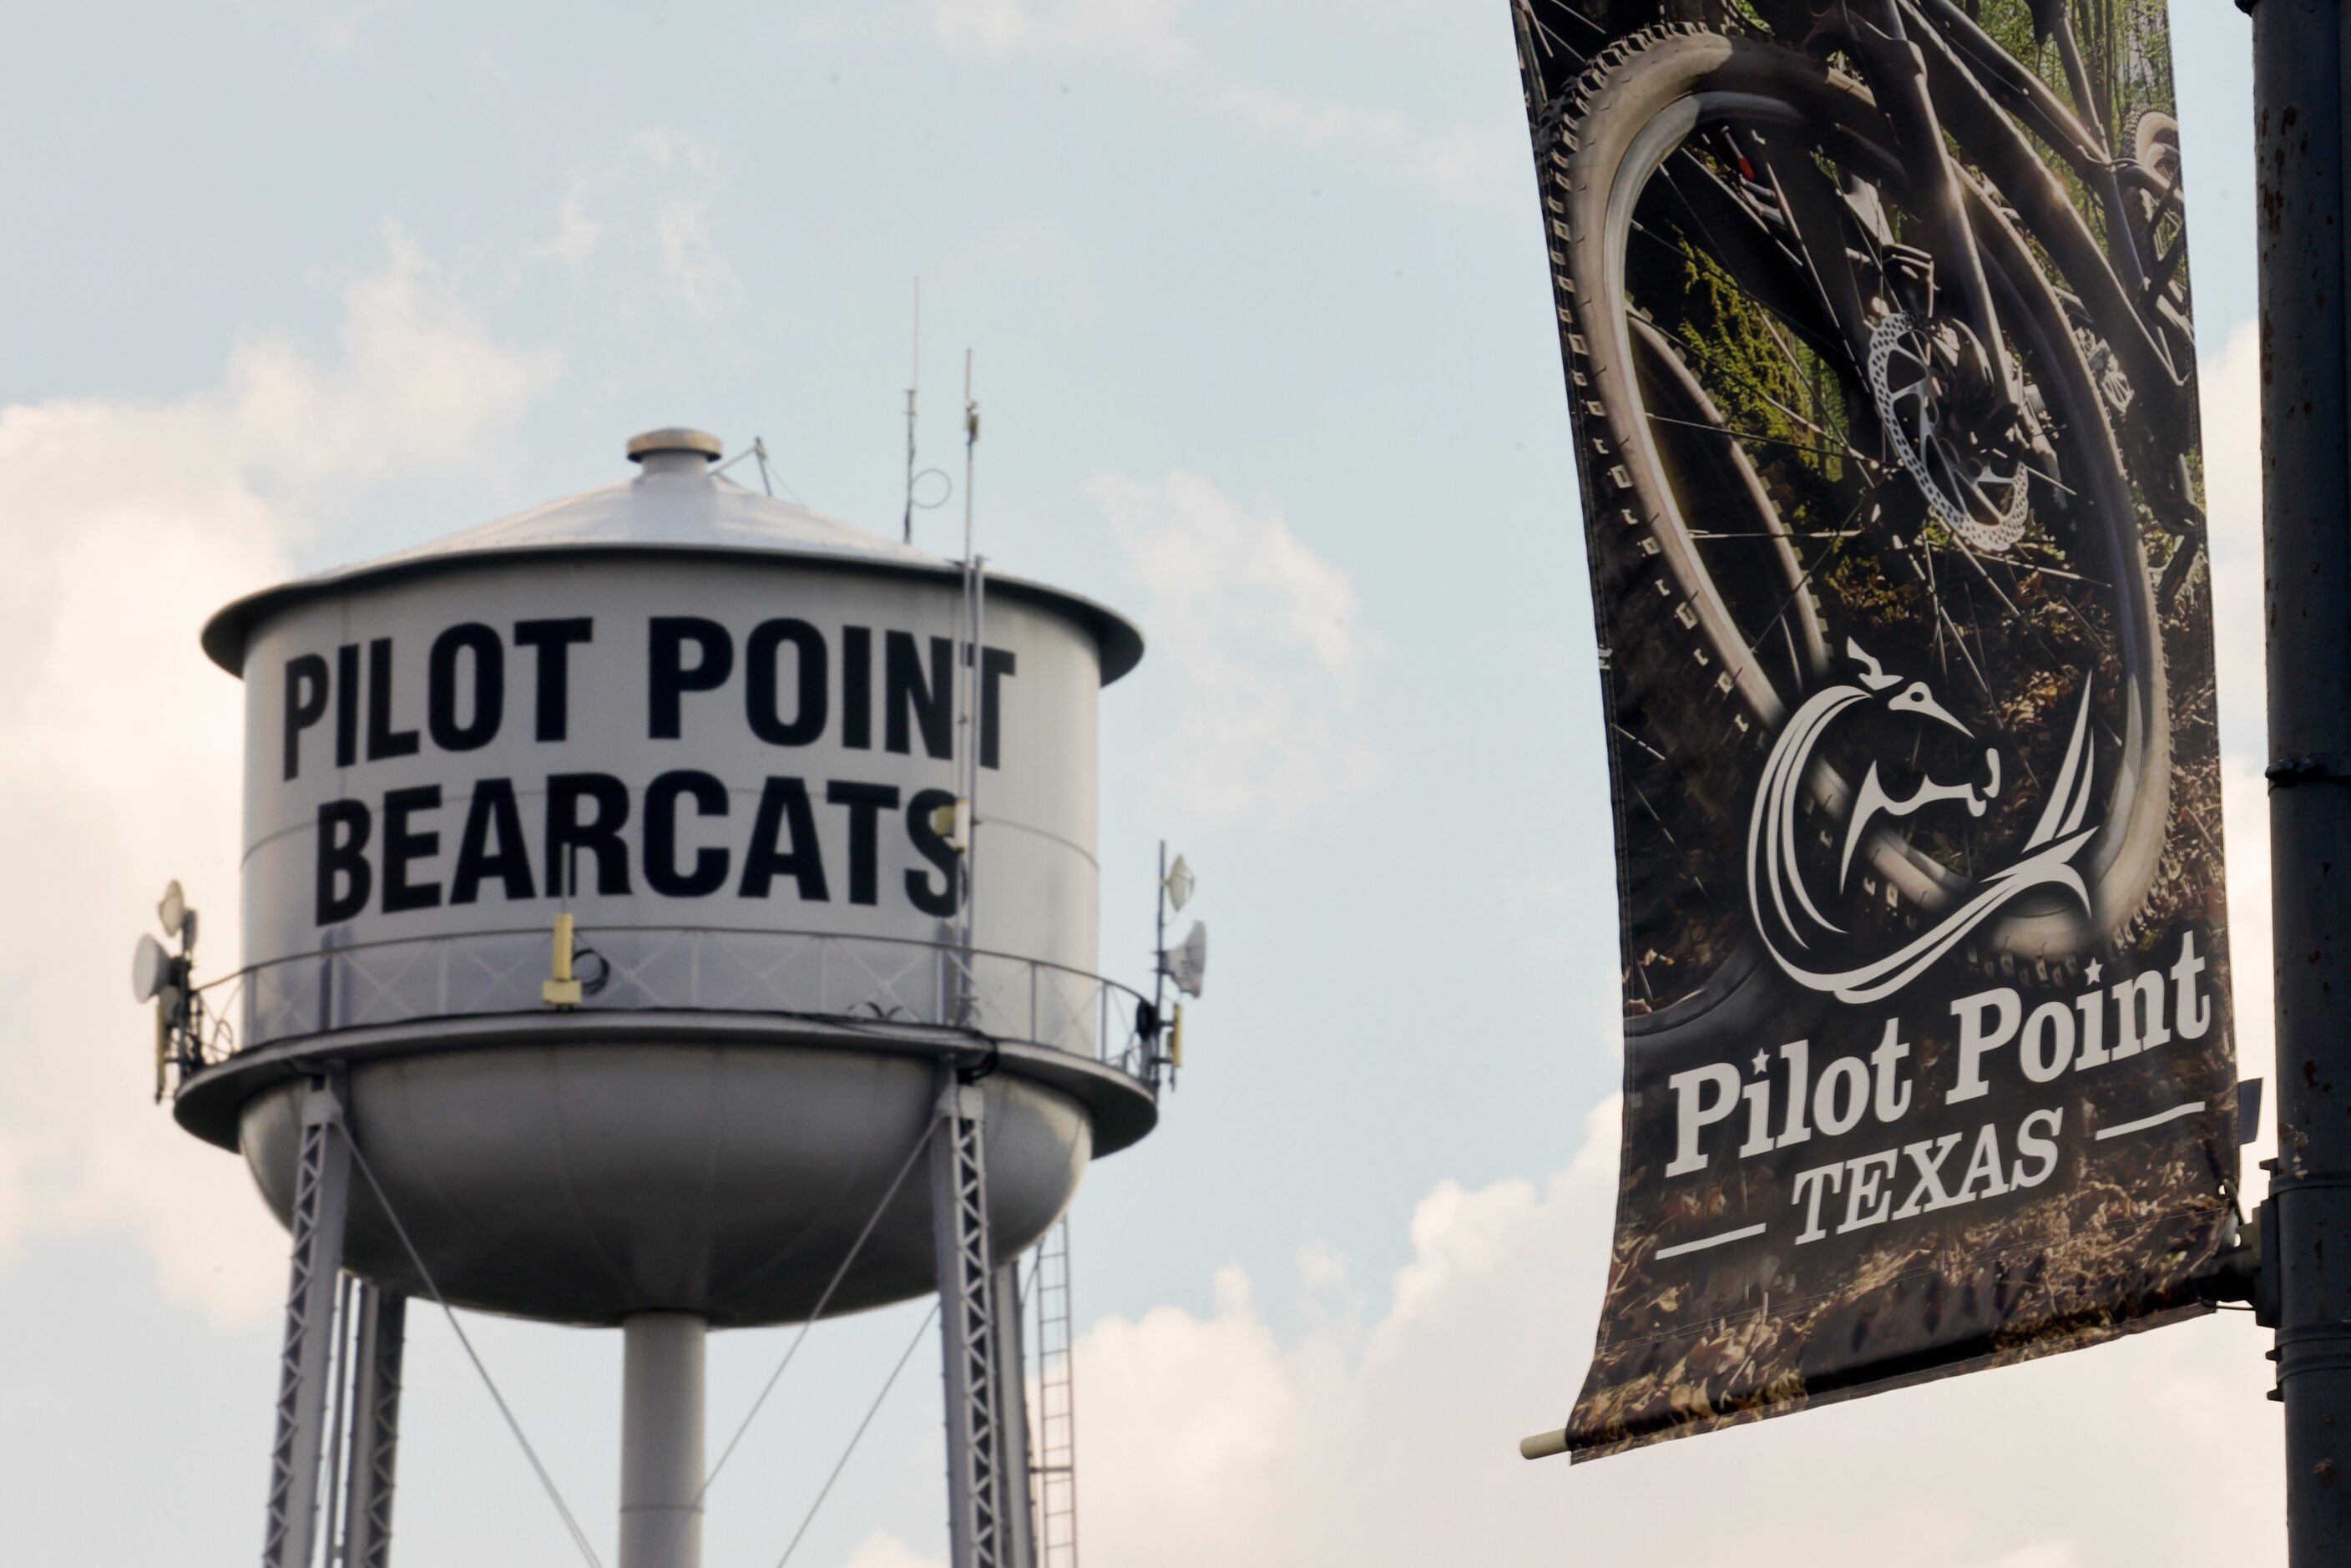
2252, 0, 2351, 1557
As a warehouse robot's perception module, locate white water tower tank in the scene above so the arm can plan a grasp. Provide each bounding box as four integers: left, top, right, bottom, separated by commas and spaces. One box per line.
174, 427, 1159, 1328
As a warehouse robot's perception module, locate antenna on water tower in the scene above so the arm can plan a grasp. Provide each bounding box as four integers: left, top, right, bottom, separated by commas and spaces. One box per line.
903, 280, 921, 545
899, 281, 953, 547
1153, 847, 1206, 1084
957, 352, 986, 993
962, 348, 979, 562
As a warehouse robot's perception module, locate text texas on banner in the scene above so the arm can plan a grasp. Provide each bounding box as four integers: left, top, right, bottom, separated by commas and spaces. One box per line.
1511, 0, 2242, 1458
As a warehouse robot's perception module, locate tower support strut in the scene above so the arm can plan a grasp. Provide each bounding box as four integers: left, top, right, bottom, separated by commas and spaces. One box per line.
992, 1257, 1037, 1568
261, 1075, 352, 1568
933, 1071, 1009, 1568
340, 1282, 408, 1568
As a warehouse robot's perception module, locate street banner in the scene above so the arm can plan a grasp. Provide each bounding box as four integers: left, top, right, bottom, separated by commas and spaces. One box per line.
1510, 0, 2243, 1458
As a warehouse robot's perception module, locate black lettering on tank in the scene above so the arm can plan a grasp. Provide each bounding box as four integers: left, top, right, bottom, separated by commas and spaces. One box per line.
738, 777, 829, 902
284, 654, 329, 781
367, 638, 420, 761
427, 624, 503, 753
316, 799, 373, 923
545, 773, 632, 896
381, 785, 443, 912
513, 618, 594, 742
905, 787, 961, 918
980, 647, 1017, 770
842, 626, 873, 750
649, 617, 733, 739
450, 779, 536, 905
826, 780, 901, 906
885, 631, 953, 759
335, 644, 361, 769
746, 619, 829, 747
645, 769, 731, 898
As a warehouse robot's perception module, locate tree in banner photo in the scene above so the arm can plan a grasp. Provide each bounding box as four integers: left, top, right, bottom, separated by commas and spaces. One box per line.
1510, 0, 2240, 1459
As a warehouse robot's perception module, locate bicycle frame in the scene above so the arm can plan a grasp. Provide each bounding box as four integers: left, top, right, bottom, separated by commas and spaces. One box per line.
1834, 0, 2019, 397
1823, 0, 2191, 370
1884, 0, 2197, 437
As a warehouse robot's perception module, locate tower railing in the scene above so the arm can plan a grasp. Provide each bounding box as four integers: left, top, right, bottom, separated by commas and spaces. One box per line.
180, 926, 1156, 1090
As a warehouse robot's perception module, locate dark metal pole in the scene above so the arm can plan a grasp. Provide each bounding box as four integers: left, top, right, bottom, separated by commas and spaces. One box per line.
341, 1286, 407, 1568
1154, 839, 1168, 1023
2254, 0, 2351, 1558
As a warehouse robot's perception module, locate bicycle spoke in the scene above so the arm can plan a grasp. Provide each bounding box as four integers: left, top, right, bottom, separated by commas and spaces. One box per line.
1747, 368, 1848, 447
1910, 537, 2000, 707
1641, 151, 1855, 366
1688, 529, 1863, 540
1944, 523, 2116, 671
1644, 407, 1862, 465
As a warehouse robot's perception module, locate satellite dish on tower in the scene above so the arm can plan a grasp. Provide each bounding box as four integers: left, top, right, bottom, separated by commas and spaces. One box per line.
1164, 920, 1208, 998
131, 933, 171, 1004
155, 881, 197, 951
1164, 855, 1195, 913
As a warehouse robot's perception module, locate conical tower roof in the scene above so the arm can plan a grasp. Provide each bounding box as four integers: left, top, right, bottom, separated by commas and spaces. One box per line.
202, 428, 1143, 680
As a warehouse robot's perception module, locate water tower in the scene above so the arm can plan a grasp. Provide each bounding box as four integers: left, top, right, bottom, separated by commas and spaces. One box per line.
144, 427, 1202, 1568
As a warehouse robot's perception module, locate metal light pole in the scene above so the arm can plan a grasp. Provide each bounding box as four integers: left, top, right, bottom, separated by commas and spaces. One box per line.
2251, 0, 2351, 1558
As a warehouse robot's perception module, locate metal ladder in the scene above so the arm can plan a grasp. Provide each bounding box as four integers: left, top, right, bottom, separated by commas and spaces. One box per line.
1032, 1217, 1078, 1568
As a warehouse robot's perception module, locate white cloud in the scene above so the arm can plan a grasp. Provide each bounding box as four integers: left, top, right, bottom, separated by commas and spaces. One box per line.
521, 133, 741, 319
2222, 749, 2276, 1168
2200, 321, 2263, 755
1211, 84, 1408, 150
269, 227, 554, 488
944, 219, 1103, 319
920, 4, 1503, 200
1066, 1095, 2282, 1566
0, 233, 554, 1324
1209, 83, 1513, 205
1092, 470, 1378, 823
1967, 1545, 2084, 1568
2195, 321, 2278, 1175
532, 177, 604, 274
833, 1529, 946, 1568
242, 0, 395, 52
1398, 124, 1507, 200
931, 0, 1196, 70
632, 130, 745, 320
933, 0, 1033, 54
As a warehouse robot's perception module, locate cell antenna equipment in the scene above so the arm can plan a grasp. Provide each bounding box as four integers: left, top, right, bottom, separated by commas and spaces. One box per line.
904, 279, 921, 544
900, 281, 953, 546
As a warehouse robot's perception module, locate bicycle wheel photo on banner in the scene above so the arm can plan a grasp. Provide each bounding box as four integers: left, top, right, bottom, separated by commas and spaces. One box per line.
1509, 0, 2237, 1460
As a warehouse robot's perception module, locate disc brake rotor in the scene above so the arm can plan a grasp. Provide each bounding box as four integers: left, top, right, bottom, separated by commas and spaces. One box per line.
1868, 311, 2030, 553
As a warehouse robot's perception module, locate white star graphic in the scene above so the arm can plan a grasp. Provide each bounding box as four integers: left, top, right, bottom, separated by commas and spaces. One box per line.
1752, 1049, 1770, 1075
2085, 959, 2104, 985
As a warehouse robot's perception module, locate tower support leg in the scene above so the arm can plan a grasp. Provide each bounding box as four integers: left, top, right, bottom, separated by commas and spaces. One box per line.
992, 1258, 1037, 1568
619, 1312, 707, 1568
341, 1284, 408, 1568
261, 1075, 352, 1568
933, 1072, 1006, 1568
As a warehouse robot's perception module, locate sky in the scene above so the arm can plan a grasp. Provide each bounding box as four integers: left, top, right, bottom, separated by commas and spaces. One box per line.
0, 2, 2291, 1564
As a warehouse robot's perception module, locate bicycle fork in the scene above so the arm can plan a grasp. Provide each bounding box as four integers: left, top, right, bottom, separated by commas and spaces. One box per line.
1832, 0, 2019, 403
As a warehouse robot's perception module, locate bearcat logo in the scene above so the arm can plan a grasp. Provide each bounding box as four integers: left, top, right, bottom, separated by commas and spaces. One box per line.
1747, 640, 2101, 1005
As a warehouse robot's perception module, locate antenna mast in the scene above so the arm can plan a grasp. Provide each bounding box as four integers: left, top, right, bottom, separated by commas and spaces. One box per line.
956, 351, 986, 997
962, 349, 978, 564
902, 279, 920, 545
